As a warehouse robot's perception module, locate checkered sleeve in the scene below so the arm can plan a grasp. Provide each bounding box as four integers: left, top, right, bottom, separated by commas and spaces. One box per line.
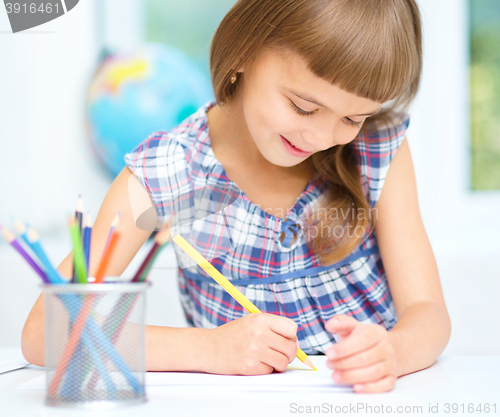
352, 113, 410, 208
124, 131, 191, 225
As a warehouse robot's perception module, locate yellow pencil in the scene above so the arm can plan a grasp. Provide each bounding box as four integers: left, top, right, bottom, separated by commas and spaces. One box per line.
173, 234, 316, 371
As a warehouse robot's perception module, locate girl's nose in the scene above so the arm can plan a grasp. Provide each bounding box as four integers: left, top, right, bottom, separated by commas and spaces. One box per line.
304, 130, 335, 152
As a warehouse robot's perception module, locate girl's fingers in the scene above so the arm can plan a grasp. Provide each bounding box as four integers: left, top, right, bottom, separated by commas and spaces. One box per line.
327, 324, 385, 360
267, 331, 299, 365
331, 359, 392, 385
260, 346, 291, 373
353, 375, 397, 393
326, 341, 383, 370
266, 314, 298, 340
325, 314, 359, 334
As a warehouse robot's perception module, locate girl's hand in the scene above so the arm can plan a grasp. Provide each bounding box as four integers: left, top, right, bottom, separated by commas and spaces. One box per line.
325, 315, 398, 393
205, 313, 298, 375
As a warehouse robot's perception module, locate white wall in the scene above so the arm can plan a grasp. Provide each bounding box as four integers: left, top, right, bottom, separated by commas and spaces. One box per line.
406, 0, 500, 355
409, 0, 500, 256
0, 0, 109, 234
0, 0, 498, 356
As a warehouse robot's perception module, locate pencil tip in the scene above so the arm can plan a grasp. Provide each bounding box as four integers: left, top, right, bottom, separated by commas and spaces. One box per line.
0, 225, 14, 242
303, 357, 316, 371
155, 229, 172, 246
111, 213, 120, 227
76, 195, 84, 212
85, 212, 92, 226
12, 218, 25, 234
27, 227, 39, 242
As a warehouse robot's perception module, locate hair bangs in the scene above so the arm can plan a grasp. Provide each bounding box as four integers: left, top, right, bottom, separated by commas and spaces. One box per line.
269, 0, 421, 105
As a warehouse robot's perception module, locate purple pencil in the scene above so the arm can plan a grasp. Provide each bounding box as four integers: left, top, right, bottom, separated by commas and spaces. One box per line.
0, 225, 50, 284
103, 213, 120, 255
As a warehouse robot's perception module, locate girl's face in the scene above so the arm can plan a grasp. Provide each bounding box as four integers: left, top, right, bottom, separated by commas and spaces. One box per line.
236, 47, 384, 168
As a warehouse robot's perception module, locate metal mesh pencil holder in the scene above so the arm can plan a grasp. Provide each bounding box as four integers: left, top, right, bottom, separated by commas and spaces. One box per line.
42, 281, 150, 409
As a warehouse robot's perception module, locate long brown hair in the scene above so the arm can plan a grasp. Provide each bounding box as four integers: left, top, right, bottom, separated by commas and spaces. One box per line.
209, 0, 422, 265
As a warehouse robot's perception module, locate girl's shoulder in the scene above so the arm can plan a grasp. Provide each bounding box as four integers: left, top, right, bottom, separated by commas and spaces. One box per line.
353, 110, 410, 157
123, 100, 216, 222
351, 111, 410, 207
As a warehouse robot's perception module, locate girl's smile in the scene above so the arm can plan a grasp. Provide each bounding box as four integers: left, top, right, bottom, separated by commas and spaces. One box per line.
209, 47, 383, 172
280, 135, 313, 157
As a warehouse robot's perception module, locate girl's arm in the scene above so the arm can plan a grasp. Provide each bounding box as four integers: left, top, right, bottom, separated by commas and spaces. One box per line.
21, 167, 153, 365
375, 138, 451, 374
324, 138, 451, 392
21, 167, 298, 374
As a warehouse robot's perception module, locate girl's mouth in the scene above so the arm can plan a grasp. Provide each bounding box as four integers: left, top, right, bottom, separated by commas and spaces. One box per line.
280, 135, 313, 157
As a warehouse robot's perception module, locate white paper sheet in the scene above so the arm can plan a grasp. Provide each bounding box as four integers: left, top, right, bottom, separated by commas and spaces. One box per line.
0, 361, 29, 375
18, 355, 352, 393
146, 356, 351, 392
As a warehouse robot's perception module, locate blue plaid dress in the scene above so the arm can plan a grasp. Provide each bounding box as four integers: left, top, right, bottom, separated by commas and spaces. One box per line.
125, 99, 410, 354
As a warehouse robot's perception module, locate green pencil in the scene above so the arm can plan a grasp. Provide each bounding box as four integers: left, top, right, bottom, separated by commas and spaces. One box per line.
69, 217, 87, 283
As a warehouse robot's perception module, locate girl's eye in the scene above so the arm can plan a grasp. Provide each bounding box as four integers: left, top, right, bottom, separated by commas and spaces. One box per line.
289, 100, 316, 117
344, 118, 363, 128
289, 99, 364, 127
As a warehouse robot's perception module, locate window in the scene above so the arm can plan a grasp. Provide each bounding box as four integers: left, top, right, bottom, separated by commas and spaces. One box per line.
470, 0, 500, 190
144, 0, 237, 75
99, 0, 500, 253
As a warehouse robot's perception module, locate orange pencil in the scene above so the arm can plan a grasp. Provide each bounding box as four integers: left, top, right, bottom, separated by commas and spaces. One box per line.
94, 231, 120, 283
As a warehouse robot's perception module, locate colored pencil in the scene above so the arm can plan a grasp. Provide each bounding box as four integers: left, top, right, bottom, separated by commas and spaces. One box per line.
75, 195, 84, 235
0, 225, 50, 283
68, 218, 87, 284
25, 228, 66, 284
48, 292, 141, 396
49, 244, 140, 395
5, 219, 139, 396
70, 195, 84, 283
61, 212, 92, 395
49, 220, 139, 395
103, 213, 120, 255
47, 295, 115, 397
87, 226, 172, 389
132, 227, 172, 282
173, 234, 317, 371
13, 219, 40, 257
8, 223, 118, 395
82, 212, 92, 272
94, 230, 120, 283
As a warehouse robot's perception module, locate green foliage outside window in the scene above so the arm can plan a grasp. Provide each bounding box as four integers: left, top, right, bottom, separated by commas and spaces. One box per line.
144, 1, 500, 190
470, 0, 500, 190
144, 0, 237, 74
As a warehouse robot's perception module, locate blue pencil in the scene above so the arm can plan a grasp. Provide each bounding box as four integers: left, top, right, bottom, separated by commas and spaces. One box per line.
25, 228, 66, 285
82, 212, 92, 272
6, 222, 139, 394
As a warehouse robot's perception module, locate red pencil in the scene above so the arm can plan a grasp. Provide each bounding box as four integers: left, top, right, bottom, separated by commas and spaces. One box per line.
131, 228, 172, 282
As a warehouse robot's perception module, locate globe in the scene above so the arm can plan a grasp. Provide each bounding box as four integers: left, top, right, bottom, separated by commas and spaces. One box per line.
86, 43, 214, 177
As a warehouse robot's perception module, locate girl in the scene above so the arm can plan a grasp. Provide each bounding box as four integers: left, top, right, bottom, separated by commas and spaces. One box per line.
22, 0, 451, 393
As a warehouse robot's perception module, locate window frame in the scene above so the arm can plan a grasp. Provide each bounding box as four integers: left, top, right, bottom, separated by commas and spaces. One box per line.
407, 0, 500, 255
99, 0, 500, 254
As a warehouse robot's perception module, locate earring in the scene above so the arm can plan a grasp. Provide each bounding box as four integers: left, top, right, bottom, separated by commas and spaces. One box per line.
230, 73, 237, 84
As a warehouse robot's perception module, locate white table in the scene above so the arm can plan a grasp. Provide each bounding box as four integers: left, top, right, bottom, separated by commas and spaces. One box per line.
1, 348, 499, 417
